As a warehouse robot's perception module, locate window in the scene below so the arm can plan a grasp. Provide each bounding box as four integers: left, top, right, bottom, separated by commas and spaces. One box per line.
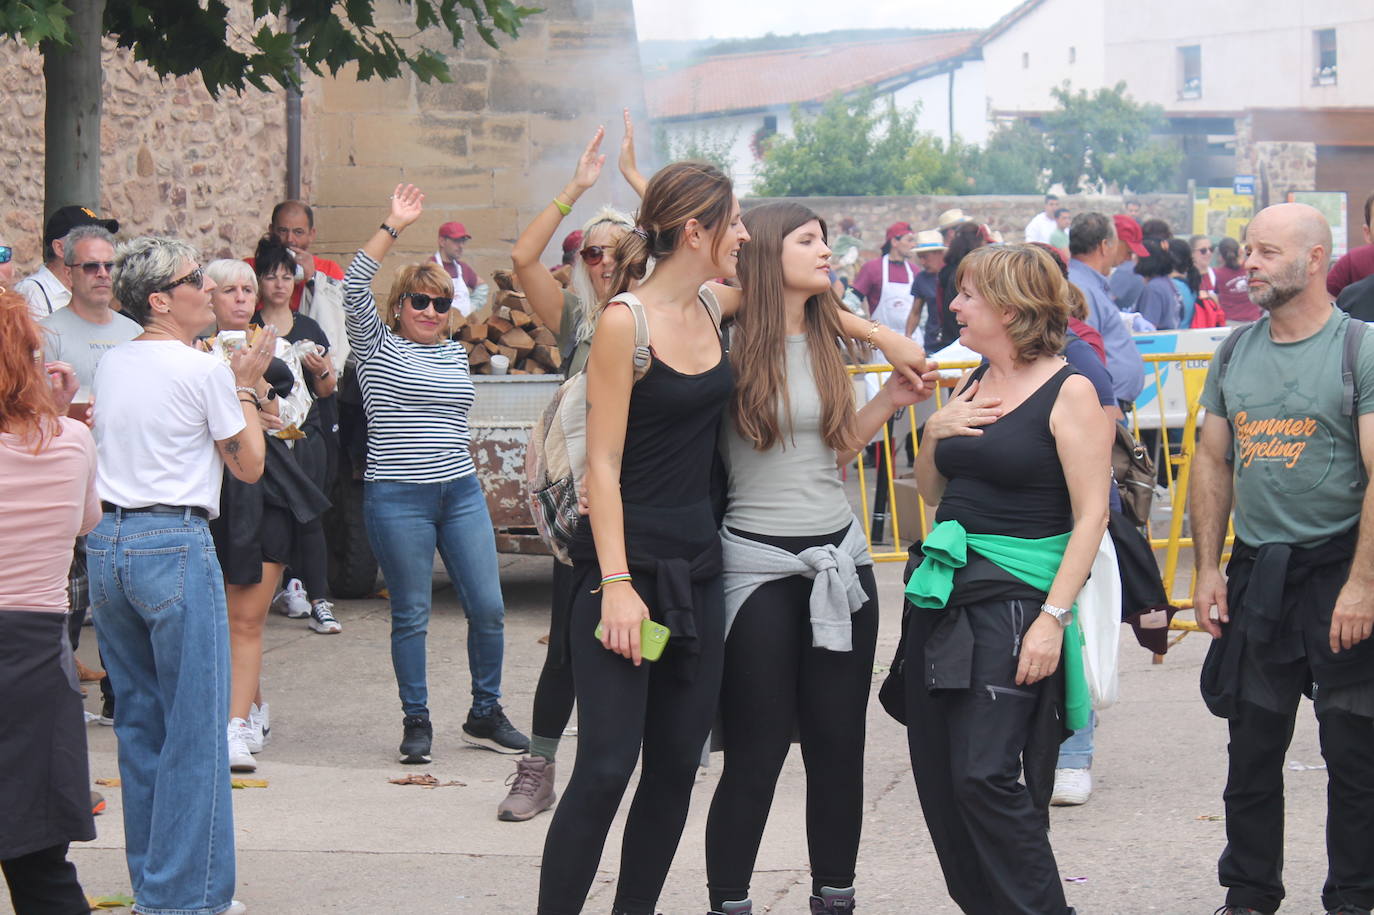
1022, 52, 1029, 69
1314, 28, 1337, 85
1178, 45, 1201, 99
1068, 46, 1076, 64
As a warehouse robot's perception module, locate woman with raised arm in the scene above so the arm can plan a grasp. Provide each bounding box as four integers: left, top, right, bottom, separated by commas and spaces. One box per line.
905, 244, 1111, 915
500, 117, 639, 822
87, 236, 275, 915
703, 202, 930, 915
343, 186, 528, 766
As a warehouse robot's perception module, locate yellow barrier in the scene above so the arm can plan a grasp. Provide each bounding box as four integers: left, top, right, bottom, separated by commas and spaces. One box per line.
848, 352, 1231, 641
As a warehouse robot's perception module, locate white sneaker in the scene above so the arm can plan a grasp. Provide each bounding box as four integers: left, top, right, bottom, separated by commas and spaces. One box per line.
247, 702, 269, 753
1050, 767, 1092, 806
227, 718, 257, 772
225, 901, 247, 914
271, 578, 311, 619
308, 600, 342, 634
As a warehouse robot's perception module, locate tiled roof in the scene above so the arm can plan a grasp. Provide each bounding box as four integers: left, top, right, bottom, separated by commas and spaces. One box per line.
645, 32, 981, 120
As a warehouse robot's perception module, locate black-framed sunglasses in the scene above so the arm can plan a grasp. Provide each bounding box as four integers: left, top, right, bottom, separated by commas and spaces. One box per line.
1195, 246, 1213, 255
74, 261, 115, 276
400, 292, 454, 314
0, 245, 11, 264
159, 267, 204, 293
579, 245, 614, 266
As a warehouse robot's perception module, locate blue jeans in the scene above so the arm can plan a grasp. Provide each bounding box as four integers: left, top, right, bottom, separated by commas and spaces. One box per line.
86, 509, 235, 915
364, 475, 506, 717
1057, 711, 1096, 769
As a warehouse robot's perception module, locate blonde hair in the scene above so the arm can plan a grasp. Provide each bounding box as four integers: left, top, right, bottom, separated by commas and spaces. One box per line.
381, 262, 459, 335
955, 244, 1068, 363
571, 206, 635, 347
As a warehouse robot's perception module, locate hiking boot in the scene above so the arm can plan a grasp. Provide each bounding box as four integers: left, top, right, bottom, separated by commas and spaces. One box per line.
810, 886, 855, 914
462, 704, 529, 754
399, 714, 433, 764
227, 718, 257, 772
497, 756, 557, 821
308, 599, 342, 634
1051, 767, 1092, 806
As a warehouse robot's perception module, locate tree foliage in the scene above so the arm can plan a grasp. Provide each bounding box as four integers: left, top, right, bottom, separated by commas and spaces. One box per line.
961, 121, 1046, 195
657, 124, 739, 178
0, 0, 538, 96
1041, 81, 1182, 194
754, 92, 965, 198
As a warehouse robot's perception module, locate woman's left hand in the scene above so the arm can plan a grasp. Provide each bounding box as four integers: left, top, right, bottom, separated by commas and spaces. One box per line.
301, 350, 330, 379
877, 333, 932, 392
44, 361, 79, 412
571, 126, 607, 192
1015, 613, 1064, 686
884, 366, 939, 408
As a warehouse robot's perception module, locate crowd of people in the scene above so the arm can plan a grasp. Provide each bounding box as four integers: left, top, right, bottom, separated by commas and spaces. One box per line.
3, 113, 1373, 915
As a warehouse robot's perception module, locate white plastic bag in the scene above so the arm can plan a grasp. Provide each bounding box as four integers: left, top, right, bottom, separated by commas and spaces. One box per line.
1075, 530, 1122, 710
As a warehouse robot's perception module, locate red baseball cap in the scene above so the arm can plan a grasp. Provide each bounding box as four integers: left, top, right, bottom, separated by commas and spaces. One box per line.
885, 221, 913, 243
438, 221, 471, 241
562, 229, 584, 254
1113, 214, 1148, 258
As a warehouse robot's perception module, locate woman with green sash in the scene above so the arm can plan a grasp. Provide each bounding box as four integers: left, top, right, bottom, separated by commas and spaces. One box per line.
905, 243, 1111, 915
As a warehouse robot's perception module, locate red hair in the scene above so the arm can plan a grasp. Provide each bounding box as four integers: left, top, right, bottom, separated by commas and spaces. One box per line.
0, 289, 60, 451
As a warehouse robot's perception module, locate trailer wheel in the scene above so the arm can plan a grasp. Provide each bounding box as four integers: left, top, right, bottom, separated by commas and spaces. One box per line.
326, 473, 379, 600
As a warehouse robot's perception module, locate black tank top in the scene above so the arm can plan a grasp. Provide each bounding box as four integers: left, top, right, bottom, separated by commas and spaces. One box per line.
934, 363, 1075, 539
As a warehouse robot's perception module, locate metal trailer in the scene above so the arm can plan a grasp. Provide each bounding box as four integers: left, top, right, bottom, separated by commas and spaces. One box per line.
325, 373, 561, 599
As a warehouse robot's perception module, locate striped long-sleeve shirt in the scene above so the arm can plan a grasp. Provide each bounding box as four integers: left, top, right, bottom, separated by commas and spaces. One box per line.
343, 250, 476, 483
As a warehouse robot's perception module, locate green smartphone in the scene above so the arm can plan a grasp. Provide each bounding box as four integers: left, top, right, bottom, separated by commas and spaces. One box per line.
594, 619, 671, 662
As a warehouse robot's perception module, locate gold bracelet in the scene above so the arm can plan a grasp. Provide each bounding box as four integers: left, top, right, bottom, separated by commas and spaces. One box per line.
865, 321, 882, 345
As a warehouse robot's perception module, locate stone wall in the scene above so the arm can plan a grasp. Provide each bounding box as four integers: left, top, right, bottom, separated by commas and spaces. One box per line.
309, 0, 649, 289
1233, 115, 1317, 207
742, 193, 1192, 257
0, 33, 297, 275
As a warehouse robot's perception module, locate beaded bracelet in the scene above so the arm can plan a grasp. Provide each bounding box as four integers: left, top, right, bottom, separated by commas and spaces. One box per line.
591, 572, 632, 593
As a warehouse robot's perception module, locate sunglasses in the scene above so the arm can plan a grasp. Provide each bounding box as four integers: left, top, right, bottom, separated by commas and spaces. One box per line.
579, 245, 614, 266
400, 292, 453, 314
1195, 246, 1212, 255
159, 267, 204, 293
0, 245, 11, 264
73, 261, 115, 276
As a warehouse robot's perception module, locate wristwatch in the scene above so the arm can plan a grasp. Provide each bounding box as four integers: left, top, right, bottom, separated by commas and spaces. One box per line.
1041, 602, 1074, 627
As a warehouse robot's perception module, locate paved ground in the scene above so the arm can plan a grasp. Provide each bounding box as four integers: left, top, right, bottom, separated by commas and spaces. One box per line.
46, 548, 1341, 915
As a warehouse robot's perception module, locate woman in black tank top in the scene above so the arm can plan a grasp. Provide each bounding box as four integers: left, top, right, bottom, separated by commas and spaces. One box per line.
907, 244, 1112, 915
537, 162, 749, 915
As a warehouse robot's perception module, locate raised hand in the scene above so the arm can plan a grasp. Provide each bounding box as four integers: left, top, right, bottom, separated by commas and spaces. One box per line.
925, 379, 1003, 440
388, 184, 424, 230
572, 126, 607, 192
231, 324, 278, 388
619, 108, 648, 197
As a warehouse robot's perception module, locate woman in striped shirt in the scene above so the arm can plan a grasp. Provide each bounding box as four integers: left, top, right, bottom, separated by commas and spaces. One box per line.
343, 184, 528, 765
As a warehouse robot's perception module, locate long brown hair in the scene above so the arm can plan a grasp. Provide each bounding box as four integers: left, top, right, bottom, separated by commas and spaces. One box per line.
606, 161, 733, 310
0, 290, 61, 451
732, 203, 861, 452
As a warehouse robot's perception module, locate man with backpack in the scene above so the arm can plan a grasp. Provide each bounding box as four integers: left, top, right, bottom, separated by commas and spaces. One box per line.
1190, 203, 1374, 915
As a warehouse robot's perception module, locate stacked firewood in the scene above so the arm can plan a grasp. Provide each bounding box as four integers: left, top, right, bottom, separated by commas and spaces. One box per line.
455, 270, 563, 375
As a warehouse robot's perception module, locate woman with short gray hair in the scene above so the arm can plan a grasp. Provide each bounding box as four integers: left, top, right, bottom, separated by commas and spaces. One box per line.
87, 235, 275, 915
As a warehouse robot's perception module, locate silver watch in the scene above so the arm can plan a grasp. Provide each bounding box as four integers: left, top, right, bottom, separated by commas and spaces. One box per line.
1041, 602, 1073, 626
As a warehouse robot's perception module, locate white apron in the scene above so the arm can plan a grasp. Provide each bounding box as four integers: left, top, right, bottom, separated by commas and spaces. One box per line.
434, 253, 474, 317
866, 256, 916, 400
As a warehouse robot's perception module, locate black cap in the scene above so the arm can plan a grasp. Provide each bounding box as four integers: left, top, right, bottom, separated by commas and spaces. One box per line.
44, 205, 120, 250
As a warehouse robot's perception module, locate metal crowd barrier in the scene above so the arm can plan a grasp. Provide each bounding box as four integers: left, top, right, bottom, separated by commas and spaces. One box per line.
847, 352, 1231, 643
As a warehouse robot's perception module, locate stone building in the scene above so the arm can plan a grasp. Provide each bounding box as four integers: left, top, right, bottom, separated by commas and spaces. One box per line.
0, 0, 648, 286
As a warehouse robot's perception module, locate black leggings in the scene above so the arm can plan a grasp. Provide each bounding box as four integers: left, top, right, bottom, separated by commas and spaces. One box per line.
2, 843, 87, 915
705, 531, 878, 908
537, 564, 725, 915
531, 560, 576, 741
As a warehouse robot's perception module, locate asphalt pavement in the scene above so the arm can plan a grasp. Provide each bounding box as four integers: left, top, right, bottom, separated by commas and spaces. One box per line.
50, 553, 1340, 915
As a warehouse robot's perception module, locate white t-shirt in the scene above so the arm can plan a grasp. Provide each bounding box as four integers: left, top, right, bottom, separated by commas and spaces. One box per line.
1024, 211, 1058, 245
15, 265, 71, 320
41, 306, 142, 399
92, 341, 246, 517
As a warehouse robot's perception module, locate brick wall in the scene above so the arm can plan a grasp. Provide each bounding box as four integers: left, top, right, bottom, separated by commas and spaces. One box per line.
0, 33, 296, 275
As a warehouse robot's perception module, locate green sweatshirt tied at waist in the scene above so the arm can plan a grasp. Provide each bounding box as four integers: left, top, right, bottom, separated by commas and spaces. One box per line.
905, 519, 1089, 731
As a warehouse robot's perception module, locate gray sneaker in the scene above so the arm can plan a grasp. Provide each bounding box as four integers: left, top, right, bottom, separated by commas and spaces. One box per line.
497, 756, 556, 821
810, 887, 855, 914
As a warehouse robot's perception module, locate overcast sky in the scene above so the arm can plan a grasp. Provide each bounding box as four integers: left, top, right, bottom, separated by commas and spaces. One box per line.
632, 0, 1025, 42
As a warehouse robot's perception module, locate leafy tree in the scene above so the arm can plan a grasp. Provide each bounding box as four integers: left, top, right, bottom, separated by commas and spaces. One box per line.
2, 0, 537, 219
656, 124, 739, 178
1041, 81, 1182, 193
755, 92, 963, 198
961, 121, 1046, 195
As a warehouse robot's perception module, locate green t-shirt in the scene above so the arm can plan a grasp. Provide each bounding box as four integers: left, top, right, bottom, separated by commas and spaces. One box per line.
1199, 309, 1374, 546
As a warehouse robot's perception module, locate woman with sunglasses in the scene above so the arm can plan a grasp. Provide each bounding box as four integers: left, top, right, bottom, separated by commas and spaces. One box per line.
500, 119, 640, 823
343, 185, 528, 766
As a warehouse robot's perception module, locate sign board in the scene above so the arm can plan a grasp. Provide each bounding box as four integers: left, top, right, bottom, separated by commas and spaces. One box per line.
1193, 187, 1254, 242
1132, 326, 1233, 429
1233, 174, 1255, 196
1288, 191, 1349, 259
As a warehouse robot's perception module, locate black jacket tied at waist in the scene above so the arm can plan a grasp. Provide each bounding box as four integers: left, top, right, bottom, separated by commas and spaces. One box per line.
1201, 524, 1370, 718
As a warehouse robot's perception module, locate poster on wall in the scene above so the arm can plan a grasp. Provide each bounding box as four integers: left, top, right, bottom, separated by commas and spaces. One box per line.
1193, 187, 1254, 241
1287, 191, 1349, 259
